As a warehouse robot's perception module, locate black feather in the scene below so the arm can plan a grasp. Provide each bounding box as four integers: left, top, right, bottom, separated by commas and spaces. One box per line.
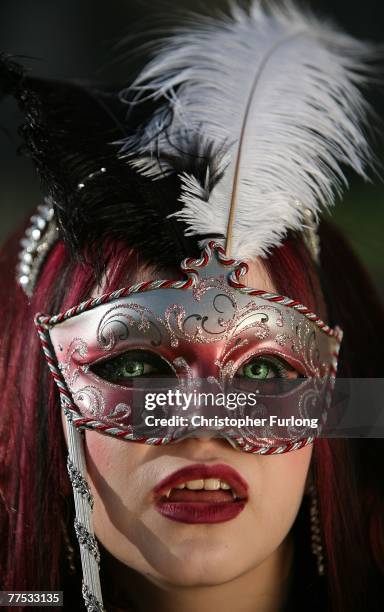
1, 57, 213, 276
1, 56, 222, 278
0, 53, 25, 98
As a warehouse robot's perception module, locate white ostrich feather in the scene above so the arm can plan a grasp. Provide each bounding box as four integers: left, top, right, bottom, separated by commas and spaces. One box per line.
118, 0, 375, 260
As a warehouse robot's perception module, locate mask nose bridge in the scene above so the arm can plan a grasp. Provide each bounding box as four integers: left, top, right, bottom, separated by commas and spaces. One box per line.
185, 341, 224, 381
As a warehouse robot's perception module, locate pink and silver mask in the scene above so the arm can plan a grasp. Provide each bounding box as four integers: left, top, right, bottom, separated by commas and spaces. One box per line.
36, 242, 342, 454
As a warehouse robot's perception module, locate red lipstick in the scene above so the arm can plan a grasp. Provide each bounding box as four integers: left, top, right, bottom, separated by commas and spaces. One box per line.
153, 463, 248, 524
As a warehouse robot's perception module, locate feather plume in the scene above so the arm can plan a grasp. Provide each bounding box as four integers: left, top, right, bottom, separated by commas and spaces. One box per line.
118, 0, 375, 260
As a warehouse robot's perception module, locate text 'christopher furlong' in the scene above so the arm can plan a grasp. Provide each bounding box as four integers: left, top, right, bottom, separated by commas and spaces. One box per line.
144, 414, 320, 429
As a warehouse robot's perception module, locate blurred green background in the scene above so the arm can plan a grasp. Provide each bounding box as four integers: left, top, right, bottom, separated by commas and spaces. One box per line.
1, 0, 383, 296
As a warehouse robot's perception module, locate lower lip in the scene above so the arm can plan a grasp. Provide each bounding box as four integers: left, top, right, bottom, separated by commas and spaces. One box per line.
155, 500, 246, 523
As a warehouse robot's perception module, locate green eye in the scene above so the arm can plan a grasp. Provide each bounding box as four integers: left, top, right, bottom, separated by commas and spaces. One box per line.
242, 361, 272, 379
115, 360, 145, 378
236, 356, 296, 380
234, 356, 304, 395
91, 350, 174, 387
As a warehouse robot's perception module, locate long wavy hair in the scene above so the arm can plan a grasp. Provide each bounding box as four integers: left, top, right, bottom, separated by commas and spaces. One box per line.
0, 216, 383, 611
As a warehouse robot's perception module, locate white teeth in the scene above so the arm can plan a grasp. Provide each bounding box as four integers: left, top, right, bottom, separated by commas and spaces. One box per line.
232, 490, 237, 500
220, 481, 231, 490
168, 479, 234, 492
186, 479, 204, 490
204, 478, 221, 491
165, 489, 171, 498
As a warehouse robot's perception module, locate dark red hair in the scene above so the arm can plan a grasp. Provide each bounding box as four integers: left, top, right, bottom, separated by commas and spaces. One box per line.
0, 219, 383, 611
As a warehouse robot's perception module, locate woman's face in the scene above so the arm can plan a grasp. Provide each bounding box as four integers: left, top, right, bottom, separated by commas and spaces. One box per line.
62, 258, 313, 586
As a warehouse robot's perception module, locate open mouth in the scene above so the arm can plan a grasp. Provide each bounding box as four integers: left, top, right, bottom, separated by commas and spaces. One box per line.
153, 463, 248, 524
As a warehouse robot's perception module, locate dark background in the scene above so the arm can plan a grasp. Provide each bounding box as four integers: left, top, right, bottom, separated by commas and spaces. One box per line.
1, 0, 383, 295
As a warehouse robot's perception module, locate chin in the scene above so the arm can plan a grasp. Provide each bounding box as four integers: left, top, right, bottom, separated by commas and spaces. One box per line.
141, 537, 254, 586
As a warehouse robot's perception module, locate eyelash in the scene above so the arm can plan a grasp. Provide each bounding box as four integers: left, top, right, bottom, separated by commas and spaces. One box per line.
236, 355, 296, 379
91, 351, 297, 384
91, 350, 173, 381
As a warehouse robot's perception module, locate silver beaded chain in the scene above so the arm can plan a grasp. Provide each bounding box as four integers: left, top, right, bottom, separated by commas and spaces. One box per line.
64, 407, 105, 611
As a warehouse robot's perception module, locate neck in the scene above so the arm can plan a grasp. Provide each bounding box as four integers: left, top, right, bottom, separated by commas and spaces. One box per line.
100, 534, 295, 612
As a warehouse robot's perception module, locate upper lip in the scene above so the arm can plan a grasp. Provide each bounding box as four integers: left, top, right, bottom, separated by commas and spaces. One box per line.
153, 463, 249, 500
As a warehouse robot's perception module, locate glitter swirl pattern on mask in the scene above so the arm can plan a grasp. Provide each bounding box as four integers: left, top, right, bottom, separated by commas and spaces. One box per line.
36, 242, 342, 453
